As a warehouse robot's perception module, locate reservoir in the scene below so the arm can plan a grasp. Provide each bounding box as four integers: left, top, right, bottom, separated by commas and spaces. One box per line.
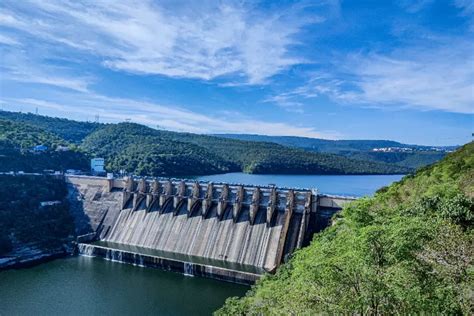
0, 174, 404, 315
196, 173, 404, 197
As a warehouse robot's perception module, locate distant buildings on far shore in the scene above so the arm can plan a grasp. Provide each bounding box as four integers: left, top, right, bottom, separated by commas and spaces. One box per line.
372, 147, 454, 153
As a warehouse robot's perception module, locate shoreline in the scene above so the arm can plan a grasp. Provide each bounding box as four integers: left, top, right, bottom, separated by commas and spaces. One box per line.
0, 246, 73, 270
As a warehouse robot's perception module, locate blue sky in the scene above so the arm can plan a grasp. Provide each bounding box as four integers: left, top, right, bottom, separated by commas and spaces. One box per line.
0, 0, 472, 145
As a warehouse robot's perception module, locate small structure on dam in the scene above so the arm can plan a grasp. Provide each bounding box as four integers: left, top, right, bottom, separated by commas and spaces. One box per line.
67, 175, 354, 284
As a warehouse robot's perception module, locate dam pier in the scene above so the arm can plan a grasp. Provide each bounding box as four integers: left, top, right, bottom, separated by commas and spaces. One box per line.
67, 175, 354, 284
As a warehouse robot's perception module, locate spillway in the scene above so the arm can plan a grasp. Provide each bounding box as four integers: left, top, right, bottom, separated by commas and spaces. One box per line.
67, 176, 354, 284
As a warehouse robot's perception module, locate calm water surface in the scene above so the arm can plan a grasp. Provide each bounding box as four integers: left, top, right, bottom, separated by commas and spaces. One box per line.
196, 173, 404, 197
0, 256, 247, 316
0, 174, 403, 315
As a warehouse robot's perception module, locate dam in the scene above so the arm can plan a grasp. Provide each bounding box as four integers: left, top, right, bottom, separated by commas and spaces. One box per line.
67, 175, 354, 284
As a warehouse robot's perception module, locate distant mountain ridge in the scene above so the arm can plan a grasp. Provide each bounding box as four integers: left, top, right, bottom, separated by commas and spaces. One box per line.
0, 111, 410, 175
213, 134, 456, 152
214, 134, 456, 169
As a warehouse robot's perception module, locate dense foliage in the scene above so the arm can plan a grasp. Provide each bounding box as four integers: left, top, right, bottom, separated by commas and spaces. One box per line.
0, 111, 100, 143
0, 120, 89, 172
217, 134, 453, 169
217, 142, 473, 315
345, 151, 446, 169
0, 119, 67, 149
1, 111, 411, 176
81, 123, 237, 176
0, 175, 75, 255
81, 123, 410, 176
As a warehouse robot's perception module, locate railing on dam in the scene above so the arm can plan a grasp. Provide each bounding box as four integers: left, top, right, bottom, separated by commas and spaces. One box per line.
66, 175, 355, 284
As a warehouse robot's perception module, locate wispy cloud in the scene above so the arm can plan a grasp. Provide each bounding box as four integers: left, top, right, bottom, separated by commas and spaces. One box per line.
399, 0, 434, 13
1, 90, 336, 138
1, 66, 91, 93
454, 0, 474, 30
269, 39, 474, 114
0, 48, 92, 92
0, 0, 329, 85
0, 33, 19, 45
263, 94, 305, 113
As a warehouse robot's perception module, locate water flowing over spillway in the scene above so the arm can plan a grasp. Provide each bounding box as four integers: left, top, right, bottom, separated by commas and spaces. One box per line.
68, 176, 353, 283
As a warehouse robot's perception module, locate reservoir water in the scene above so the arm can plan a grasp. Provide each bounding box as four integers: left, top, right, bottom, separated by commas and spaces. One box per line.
0, 174, 404, 315
196, 173, 404, 197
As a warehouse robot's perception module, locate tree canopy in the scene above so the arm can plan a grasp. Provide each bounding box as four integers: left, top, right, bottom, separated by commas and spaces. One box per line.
217, 142, 473, 315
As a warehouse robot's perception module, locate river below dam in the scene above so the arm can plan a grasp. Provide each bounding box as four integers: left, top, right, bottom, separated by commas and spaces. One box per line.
0, 174, 404, 315
0, 256, 248, 315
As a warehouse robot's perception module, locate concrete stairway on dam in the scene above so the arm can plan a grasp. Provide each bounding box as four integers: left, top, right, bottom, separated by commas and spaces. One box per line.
67, 176, 354, 281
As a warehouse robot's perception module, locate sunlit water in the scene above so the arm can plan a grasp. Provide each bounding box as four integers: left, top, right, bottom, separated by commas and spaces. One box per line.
0, 174, 404, 315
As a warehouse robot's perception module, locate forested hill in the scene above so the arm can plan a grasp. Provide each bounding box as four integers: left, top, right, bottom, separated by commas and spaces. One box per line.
218, 142, 473, 315
215, 133, 456, 152
215, 134, 455, 169
0, 111, 101, 143
81, 123, 410, 176
0, 111, 410, 175
0, 119, 89, 172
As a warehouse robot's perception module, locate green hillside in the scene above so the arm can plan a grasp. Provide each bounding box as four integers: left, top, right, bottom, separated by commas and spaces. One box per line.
81, 123, 238, 176
0, 119, 88, 172
345, 151, 446, 169
0, 111, 100, 143
0, 111, 411, 175
0, 119, 69, 149
218, 142, 473, 315
216, 134, 454, 169
215, 134, 410, 151
81, 123, 410, 176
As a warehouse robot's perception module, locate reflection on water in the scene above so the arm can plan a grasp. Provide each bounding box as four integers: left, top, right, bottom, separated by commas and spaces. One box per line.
0, 256, 248, 315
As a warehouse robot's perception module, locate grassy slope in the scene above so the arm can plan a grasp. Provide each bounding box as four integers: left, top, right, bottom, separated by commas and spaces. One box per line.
218, 142, 473, 315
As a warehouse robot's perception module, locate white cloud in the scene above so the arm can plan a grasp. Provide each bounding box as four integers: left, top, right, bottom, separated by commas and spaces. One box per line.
2, 91, 337, 138
341, 41, 474, 113
399, 0, 434, 13
0, 0, 326, 85
263, 94, 305, 113
454, 0, 474, 31
0, 49, 92, 92
271, 40, 474, 114
0, 33, 19, 45
2, 66, 91, 93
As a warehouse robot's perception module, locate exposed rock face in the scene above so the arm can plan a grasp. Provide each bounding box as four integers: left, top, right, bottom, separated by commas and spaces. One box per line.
0, 175, 75, 269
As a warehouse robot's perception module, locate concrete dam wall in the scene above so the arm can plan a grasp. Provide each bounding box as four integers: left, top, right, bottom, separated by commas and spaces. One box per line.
67, 176, 354, 284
